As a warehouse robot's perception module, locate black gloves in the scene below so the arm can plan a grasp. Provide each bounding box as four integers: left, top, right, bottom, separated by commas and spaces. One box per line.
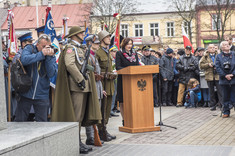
184, 67, 189, 72
78, 80, 86, 90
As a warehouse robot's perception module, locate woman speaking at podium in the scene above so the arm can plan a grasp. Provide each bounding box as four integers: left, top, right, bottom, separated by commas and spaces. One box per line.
115, 38, 139, 126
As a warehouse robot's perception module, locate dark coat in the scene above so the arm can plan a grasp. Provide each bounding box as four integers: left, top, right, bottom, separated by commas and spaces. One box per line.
160, 55, 174, 81
141, 54, 159, 65
176, 54, 199, 84
115, 50, 139, 103
215, 51, 235, 85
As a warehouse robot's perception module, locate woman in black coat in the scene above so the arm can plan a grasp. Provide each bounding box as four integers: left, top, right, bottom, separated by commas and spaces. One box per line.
115, 38, 139, 124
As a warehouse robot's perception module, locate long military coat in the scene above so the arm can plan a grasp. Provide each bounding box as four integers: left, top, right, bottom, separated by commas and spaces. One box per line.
51, 40, 102, 126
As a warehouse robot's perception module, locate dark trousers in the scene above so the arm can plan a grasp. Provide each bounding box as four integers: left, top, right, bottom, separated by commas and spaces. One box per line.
207, 80, 223, 107
153, 78, 158, 105
15, 96, 49, 122
162, 80, 173, 104
221, 85, 235, 115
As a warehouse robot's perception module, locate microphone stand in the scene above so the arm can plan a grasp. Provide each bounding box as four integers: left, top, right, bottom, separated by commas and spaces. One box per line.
156, 66, 177, 130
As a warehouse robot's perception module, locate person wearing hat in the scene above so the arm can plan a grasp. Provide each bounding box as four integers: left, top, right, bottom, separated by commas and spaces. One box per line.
176, 45, 199, 107
141, 45, 159, 107
13, 32, 34, 63
35, 25, 45, 38
85, 35, 105, 146
56, 34, 65, 51
96, 30, 116, 141
51, 26, 102, 154
159, 48, 174, 106
108, 46, 119, 117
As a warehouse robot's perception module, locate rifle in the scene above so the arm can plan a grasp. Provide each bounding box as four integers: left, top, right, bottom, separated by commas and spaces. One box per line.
93, 125, 102, 146
100, 50, 110, 141
80, 44, 92, 80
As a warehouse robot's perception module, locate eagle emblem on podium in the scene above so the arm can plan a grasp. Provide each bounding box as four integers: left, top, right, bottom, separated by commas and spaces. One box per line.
137, 79, 146, 91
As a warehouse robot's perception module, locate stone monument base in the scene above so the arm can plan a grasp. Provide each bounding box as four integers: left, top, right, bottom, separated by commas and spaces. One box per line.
0, 122, 79, 156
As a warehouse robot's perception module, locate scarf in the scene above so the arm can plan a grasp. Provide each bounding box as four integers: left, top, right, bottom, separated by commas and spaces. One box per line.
122, 49, 137, 62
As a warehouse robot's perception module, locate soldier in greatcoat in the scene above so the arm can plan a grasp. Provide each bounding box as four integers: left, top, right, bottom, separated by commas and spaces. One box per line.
96, 30, 117, 141
52, 26, 102, 154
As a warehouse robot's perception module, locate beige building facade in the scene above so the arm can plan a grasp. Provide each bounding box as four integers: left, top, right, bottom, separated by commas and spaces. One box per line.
91, 12, 197, 51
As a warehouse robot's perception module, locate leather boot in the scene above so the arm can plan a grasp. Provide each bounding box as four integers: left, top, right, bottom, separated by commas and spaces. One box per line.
79, 141, 89, 154
106, 130, 116, 140
98, 126, 111, 142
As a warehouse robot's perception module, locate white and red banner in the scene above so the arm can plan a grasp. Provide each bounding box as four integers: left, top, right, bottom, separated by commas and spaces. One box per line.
182, 24, 194, 53
7, 9, 18, 60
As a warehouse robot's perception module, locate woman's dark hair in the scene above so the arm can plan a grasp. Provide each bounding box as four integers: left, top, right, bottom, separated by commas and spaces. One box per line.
121, 38, 133, 50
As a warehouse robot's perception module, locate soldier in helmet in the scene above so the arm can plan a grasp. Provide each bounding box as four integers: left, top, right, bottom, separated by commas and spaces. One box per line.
52, 26, 102, 154
96, 30, 116, 141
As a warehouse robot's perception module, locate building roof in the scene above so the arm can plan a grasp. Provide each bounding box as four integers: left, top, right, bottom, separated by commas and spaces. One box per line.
1, 3, 92, 30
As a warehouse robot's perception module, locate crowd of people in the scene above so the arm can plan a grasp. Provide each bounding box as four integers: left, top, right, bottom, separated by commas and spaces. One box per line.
1, 24, 235, 154
136, 36, 235, 118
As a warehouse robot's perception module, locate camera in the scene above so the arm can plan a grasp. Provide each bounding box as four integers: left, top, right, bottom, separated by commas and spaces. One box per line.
223, 61, 231, 71
49, 45, 58, 54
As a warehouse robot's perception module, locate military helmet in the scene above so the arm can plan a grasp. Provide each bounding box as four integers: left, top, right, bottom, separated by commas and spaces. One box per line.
64, 26, 85, 38
98, 30, 111, 42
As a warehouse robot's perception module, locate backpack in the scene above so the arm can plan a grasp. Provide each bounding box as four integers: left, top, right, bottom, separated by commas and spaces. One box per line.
11, 46, 33, 93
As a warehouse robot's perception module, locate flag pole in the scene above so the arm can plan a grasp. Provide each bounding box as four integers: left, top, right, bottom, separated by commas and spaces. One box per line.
101, 21, 104, 31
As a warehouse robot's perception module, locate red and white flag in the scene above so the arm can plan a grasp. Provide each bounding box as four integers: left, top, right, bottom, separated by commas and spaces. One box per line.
182, 24, 194, 53
114, 13, 120, 51
7, 9, 18, 60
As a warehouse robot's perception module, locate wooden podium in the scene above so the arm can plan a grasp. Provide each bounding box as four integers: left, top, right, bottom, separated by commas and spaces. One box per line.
117, 65, 160, 133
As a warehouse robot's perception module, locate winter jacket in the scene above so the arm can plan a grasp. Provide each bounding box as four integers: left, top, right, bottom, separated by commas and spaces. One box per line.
141, 54, 159, 66
176, 54, 199, 84
215, 51, 235, 85
188, 84, 201, 102
20, 44, 57, 99
199, 51, 219, 81
160, 55, 174, 81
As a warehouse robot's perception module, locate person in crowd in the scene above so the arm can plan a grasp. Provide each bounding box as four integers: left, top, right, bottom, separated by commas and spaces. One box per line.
141, 45, 159, 107
85, 35, 105, 146
215, 41, 235, 118
199, 44, 222, 111
159, 48, 174, 106
15, 34, 57, 122
176, 46, 199, 107
35, 25, 45, 38
214, 44, 220, 54
172, 50, 183, 105
13, 32, 34, 63
116, 38, 139, 125
184, 78, 201, 108
163, 45, 169, 54
109, 46, 119, 117
224, 35, 235, 51
195, 47, 205, 62
52, 27, 102, 154
155, 51, 162, 58
197, 47, 210, 107
96, 30, 117, 141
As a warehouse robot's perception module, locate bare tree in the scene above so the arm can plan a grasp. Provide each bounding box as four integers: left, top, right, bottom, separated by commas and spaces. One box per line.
197, 0, 235, 42
91, 0, 139, 33
171, 0, 196, 43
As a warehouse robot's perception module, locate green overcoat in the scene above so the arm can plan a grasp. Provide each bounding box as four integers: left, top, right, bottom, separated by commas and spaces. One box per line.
51, 43, 102, 126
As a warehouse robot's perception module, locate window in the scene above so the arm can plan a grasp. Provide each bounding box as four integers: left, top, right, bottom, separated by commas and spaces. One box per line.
150, 23, 159, 36
134, 24, 143, 37
121, 24, 128, 38
166, 22, 174, 37
212, 14, 221, 30
184, 21, 191, 34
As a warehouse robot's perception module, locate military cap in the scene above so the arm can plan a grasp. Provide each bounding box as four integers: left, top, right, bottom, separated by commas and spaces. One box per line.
109, 45, 118, 52
64, 26, 85, 38
98, 30, 111, 42
142, 45, 151, 51
35, 25, 45, 33
185, 45, 192, 50
18, 32, 34, 42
